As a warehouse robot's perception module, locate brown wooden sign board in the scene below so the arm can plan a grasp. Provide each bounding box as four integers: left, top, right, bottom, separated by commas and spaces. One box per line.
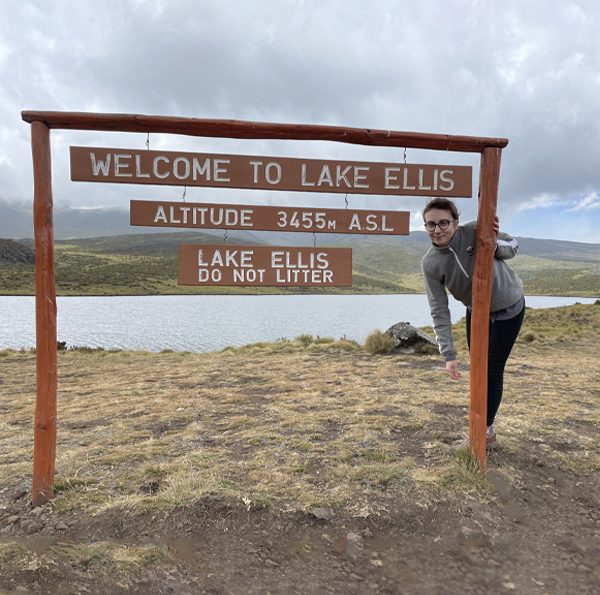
178, 244, 352, 287
130, 200, 409, 235
71, 146, 473, 197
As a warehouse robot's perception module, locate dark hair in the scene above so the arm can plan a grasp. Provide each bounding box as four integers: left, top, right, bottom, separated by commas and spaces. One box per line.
422, 198, 460, 221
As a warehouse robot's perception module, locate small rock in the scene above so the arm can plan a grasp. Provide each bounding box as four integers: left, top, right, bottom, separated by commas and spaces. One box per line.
547, 477, 556, 484
55, 521, 69, 531
349, 573, 363, 581
7, 515, 19, 524
29, 507, 44, 517
310, 507, 335, 520
361, 527, 374, 538
14, 586, 31, 594
23, 521, 43, 535
346, 532, 363, 560
487, 559, 502, 567
578, 564, 592, 573
264, 559, 279, 567
12, 489, 27, 501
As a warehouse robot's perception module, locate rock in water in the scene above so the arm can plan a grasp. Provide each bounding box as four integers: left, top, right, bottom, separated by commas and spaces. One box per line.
385, 322, 437, 352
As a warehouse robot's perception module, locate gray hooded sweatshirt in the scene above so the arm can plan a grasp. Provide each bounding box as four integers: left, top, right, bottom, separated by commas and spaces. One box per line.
421, 221, 524, 362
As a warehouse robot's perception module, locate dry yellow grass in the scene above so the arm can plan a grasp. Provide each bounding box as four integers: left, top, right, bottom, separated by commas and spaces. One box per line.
1, 304, 598, 519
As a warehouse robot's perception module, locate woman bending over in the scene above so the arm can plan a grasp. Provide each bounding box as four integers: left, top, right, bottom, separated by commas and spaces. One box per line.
420, 197, 525, 448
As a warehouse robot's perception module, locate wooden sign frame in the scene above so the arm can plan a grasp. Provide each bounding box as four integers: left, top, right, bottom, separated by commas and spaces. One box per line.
22, 110, 508, 503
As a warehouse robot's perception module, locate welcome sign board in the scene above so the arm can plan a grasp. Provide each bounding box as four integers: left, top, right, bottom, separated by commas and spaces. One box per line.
71, 147, 473, 197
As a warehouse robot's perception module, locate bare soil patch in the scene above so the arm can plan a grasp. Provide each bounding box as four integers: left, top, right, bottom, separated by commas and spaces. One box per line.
1, 305, 600, 594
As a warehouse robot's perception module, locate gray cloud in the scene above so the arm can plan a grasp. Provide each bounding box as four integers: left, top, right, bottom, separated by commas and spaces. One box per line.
1, 0, 599, 240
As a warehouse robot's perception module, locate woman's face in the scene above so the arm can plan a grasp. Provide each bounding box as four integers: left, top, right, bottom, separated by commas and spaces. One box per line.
424, 208, 459, 247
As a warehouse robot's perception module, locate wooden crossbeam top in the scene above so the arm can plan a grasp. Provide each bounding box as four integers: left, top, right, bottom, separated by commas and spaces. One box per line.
22, 111, 508, 153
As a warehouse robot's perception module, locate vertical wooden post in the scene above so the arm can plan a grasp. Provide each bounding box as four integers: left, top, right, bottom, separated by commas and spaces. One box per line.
31, 121, 57, 506
469, 146, 503, 472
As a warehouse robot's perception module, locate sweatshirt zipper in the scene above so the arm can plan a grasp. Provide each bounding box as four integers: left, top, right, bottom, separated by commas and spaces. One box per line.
448, 246, 470, 279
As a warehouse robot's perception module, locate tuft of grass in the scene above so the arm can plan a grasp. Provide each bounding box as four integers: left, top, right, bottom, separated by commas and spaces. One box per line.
441, 448, 489, 490
156, 472, 221, 506
354, 463, 406, 488
54, 478, 95, 492
252, 493, 272, 508
413, 343, 439, 355
0, 542, 29, 564
314, 336, 335, 344
364, 329, 396, 355
296, 334, 315, 347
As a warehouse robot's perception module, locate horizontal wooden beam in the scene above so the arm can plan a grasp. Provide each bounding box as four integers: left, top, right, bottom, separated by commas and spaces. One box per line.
22, 111, 508, 153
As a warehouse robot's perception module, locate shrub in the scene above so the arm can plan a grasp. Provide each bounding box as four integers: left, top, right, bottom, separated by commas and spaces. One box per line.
414, 342, 439, 355
364, 329, 396, 355
295, 334, 314, 347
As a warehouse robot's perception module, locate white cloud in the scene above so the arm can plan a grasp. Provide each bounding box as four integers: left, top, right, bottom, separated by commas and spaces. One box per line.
513, 194, 562, 213
567, 192, 600, 211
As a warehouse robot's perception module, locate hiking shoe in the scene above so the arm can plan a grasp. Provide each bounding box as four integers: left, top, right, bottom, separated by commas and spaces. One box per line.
453, 424, 498, 450
485, 423, 498, 449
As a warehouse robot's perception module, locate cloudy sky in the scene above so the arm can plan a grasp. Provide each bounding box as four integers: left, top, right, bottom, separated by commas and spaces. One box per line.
1, 0, 599, 242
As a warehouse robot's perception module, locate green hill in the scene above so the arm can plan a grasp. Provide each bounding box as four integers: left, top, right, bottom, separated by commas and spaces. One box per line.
1, 201, 599, 297
1, 231, 599, 297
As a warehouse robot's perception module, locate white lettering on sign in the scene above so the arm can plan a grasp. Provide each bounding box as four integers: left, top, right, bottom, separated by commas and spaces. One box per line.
199, 268, 222, 283
90, 152, 111, 176
135, 155, 150, 178
214, 159, 230, 182
174, 157, 190, 180
114, 154, 132, 177
301, 164, 372, 189
354, 167, 369, 188
336, 165, 352, 187
385, 167, 400, 190
265, 162, 282, 184
179, 244, 350, 287
439, 169, 455, 191
154, 156, 169, 179
250, 161, 262, 183
193, 158, 210, 180
194, 249, 337, 285
301, 164, 315, 187
133, 201, 407, 236
77, 148, 471, 198
152, 205, 255, 227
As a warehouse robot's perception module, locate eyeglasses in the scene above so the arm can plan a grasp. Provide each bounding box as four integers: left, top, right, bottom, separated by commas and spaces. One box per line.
424, 219, 455, 232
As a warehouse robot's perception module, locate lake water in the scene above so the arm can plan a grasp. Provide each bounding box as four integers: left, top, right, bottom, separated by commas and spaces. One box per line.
0, 294, 596, 353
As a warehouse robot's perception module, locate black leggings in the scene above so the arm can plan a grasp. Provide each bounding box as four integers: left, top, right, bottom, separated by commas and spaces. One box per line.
466, 305, 525, 426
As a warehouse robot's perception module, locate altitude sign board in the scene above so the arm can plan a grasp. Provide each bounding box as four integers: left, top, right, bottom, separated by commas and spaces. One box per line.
130, 200, 409, 235
71, 147, 473, 197
178, 245, 352, 287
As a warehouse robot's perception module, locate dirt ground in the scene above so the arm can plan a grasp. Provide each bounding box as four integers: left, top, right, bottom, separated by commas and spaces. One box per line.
1, 305, 600, 595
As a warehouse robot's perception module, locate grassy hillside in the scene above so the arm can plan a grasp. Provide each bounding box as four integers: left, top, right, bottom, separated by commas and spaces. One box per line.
1, 232, 599, 297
